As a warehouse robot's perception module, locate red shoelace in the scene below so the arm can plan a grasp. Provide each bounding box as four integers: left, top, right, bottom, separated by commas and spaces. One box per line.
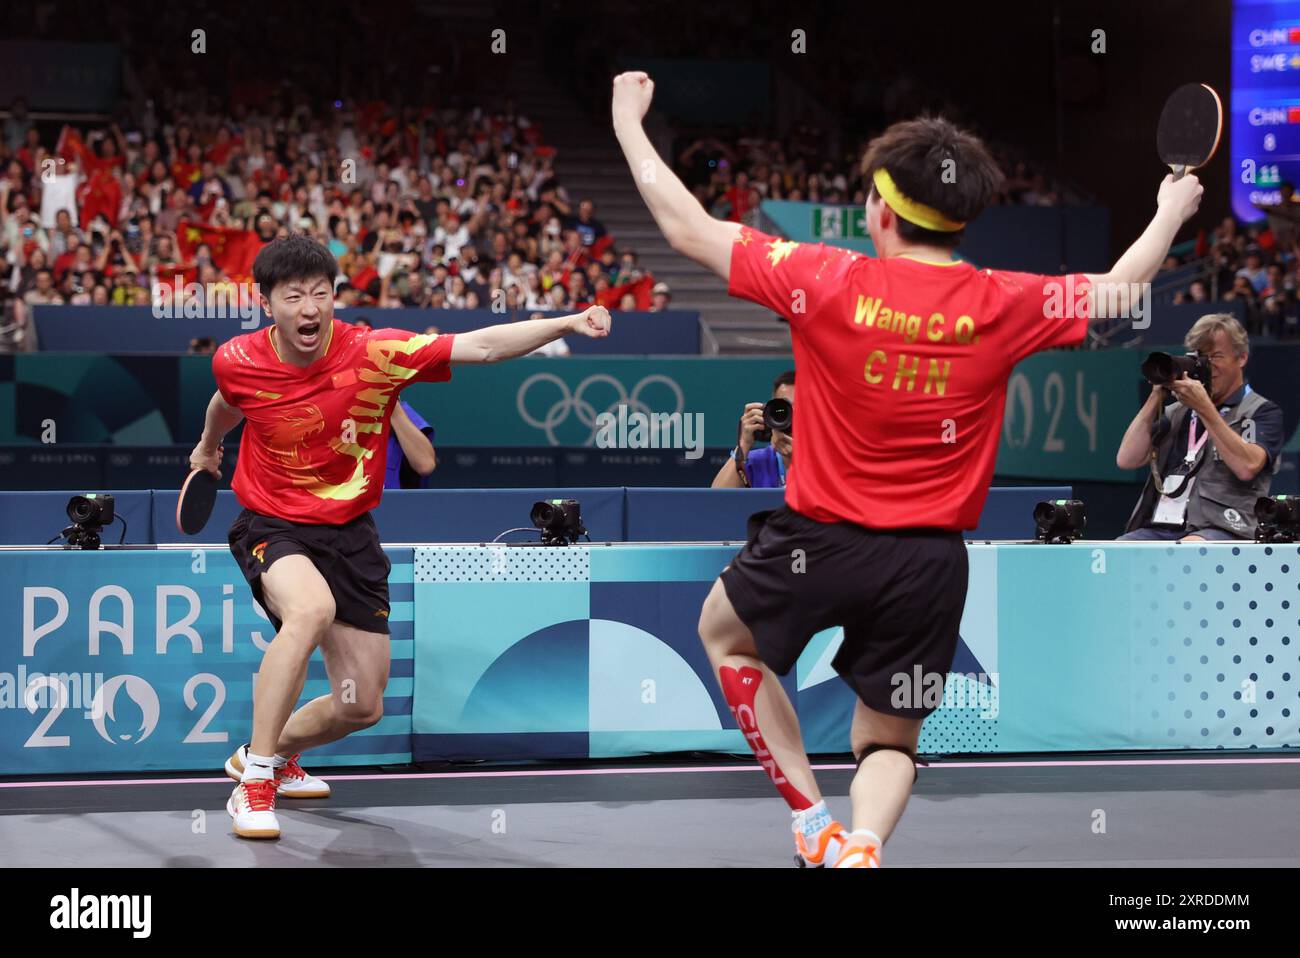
278, 754, 306, 781
240, 777, 278, 811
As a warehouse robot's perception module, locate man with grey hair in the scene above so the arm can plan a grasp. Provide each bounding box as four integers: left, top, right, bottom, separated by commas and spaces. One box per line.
1116, 313, 1284, 540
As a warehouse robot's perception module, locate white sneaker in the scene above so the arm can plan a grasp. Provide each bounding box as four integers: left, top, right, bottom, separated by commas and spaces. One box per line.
225, 744, 331, 799
227, 778, 280, 839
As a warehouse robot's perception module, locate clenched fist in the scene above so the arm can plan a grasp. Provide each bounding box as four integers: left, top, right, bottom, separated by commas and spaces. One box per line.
612, 71, 655, 126
572, 305, 612, 338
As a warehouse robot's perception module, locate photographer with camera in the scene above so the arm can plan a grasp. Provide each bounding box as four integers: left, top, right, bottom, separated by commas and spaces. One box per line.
711, 370, 793, 488
1116, 314, 1284, 541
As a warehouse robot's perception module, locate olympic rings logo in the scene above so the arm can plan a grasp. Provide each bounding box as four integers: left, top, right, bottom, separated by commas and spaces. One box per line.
516, 373, 686, 445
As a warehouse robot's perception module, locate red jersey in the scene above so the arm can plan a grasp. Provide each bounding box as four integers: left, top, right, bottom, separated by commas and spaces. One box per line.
728, 227, 1088, 531
213, 319, 454, 524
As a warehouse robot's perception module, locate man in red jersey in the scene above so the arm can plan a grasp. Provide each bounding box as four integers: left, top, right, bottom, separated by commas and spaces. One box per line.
613, 71, 1203, 867
189, 234, 610, 838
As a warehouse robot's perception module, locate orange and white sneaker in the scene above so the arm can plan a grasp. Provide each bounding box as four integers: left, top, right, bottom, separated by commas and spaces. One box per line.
227, 777, 281, 839
833, 832, 882, 868
225, 745, 331, 799
793, 817, 850, 868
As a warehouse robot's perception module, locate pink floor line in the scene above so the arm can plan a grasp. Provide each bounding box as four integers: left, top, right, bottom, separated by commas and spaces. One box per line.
1, 755, 1299, 789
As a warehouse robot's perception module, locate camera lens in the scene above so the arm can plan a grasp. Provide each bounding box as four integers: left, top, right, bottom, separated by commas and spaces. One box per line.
762, 398, 793, 436
1140, 352, 1177, 386
68, 496, 97, 523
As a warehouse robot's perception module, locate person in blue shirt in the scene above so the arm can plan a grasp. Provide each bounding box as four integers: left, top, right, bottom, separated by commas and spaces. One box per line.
711, 370, 793, 488
385, 399, 438, 489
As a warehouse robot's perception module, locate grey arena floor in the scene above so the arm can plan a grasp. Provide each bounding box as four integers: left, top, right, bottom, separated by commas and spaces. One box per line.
2, 755, 1298, 868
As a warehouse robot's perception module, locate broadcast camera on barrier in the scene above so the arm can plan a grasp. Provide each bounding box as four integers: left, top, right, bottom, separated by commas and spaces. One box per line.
55, 494, 123, 550
530, 499, 587, 547
1033, 499, 1086, 545
1255, 495, 1298, 544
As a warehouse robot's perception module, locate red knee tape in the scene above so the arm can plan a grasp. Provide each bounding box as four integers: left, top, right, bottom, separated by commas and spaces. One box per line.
719, 665, 812, 811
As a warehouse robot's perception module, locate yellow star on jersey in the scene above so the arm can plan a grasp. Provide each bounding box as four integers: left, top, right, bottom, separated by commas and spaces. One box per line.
766, 238, 799, 269
734, 229, 752, 246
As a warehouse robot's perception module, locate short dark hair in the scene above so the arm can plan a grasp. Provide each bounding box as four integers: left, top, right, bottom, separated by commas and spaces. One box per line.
773, 369, 795, 394
253, 234, 338, 296
860, 116, 1003, 249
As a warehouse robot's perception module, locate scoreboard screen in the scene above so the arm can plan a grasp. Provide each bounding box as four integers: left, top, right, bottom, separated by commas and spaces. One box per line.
1233, 0, 1300, 220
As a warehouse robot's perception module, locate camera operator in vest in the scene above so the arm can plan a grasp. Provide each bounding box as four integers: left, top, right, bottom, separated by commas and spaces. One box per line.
1116, 313, 1284, 541
711, 370, 793, 488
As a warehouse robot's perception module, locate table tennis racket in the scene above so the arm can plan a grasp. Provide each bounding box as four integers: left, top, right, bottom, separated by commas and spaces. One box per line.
176, 468, 218, 535
1157, 83, 1223, 181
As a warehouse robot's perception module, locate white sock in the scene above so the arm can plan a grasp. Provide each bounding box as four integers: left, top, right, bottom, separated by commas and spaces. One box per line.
270, 753, 289, 768
793, 800, 832, 839
241, 751, 275, 782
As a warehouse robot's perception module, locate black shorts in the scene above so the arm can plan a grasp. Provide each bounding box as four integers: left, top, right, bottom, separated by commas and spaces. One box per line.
719, 506, 969, 719
228, 508, 392, 635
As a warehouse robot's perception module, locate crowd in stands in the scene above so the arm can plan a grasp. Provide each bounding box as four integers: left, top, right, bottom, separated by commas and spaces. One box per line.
680, 131, 1078, 225
0, 89, 675, 335
1168, 210, 1300, 341
0, 19, 1290, 352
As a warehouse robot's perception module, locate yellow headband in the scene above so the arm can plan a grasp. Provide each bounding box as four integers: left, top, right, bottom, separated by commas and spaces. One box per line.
871, 168, 964, 232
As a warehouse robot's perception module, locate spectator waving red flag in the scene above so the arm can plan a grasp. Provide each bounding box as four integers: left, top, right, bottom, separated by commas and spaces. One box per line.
56, 125, 101, 175
77, 168, 122, 229
177, 221, 264, 283
58, 125, 127, 228
597, 274, 654, 310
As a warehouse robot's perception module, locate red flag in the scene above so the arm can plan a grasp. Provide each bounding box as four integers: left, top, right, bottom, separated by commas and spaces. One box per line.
172, 160, 202, 187
76, 168, 122, 229
56, 125, 99, 175
176, 220, 263, 282
56, 125, 122, 178
150, 262, 199, 299
597, 275, 654, 310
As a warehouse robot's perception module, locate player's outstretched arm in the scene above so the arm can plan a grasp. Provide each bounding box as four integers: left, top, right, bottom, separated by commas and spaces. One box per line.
449, 306, 611, 365
1083, 173, 1203, 321
612, 71, 741, 281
